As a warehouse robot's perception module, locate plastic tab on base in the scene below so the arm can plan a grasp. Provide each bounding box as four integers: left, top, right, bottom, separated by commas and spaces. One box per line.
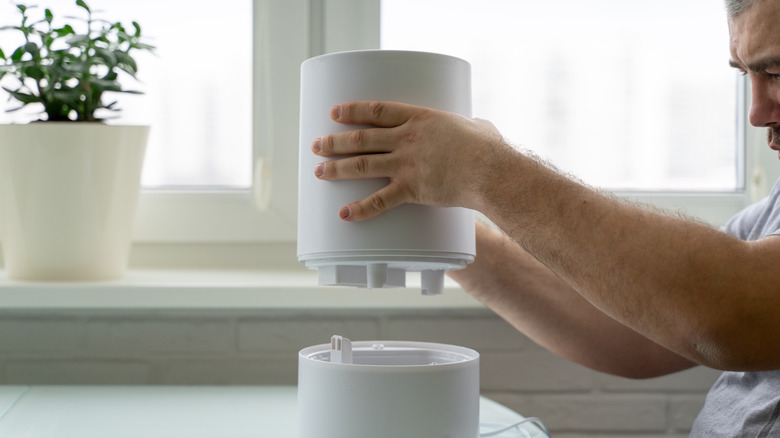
317, 265, 406, 289
421, 270, 445, 295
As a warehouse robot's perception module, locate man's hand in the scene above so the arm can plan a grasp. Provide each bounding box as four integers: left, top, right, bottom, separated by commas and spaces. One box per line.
311, 101, 506, 221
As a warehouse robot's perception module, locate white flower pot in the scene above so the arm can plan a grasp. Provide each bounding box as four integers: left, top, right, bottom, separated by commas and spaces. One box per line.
0, 123, 149, 280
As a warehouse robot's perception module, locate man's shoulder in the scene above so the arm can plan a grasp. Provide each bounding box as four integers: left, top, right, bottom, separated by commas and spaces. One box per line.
724, 178, 780, 241
691, 370, 780, 436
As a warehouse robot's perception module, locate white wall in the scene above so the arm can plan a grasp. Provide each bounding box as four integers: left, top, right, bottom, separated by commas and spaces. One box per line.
0, 308, 720, 437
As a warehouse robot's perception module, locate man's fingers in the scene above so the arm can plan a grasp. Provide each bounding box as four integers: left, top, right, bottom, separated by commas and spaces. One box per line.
338, 183, 409, 222
312, 127, 395, 157
314, 154, 395, 180
313, 101, 433, 157
332, 101, 429, 127
313, 100, 439, 220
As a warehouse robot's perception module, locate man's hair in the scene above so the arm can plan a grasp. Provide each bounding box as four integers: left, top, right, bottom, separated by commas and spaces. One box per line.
725, 0, 761, 18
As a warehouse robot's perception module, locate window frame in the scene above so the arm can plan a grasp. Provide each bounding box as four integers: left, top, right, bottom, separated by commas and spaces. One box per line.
134, 0, 382, 244
7, 0, 773, 249
617, 76, 780, 225
134, 0, 310, 244
131, 0, 775, 245
2, 0, 778, 310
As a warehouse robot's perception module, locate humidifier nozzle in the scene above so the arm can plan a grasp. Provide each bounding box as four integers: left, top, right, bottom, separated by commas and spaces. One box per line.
330, 335, 353, 364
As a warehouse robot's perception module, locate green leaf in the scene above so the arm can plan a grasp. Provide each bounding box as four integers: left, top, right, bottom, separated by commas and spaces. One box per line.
62, 60, 90, 74
3, 87, 41, 105
101, 70, 117, 81
50, 58, 74, 72
22, 65, 45, 80
11, 47, 25, 62
75, 0, 90, 13
116, 65, 137, 79
132, 42, 155, 52
66, 35, 90, 46
0, 0, 154, 121
23, 42, 40, 58
114, 51, 137, 72
93, 47, 117, 66
52, 88, 82, 100
115, 30, 131, 44
90, 78, 122, 92
55, 25, 75, 37
6, 105, 30, 113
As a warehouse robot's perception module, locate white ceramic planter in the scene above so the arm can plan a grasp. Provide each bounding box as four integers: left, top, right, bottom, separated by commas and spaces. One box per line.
0, 123, 149, 280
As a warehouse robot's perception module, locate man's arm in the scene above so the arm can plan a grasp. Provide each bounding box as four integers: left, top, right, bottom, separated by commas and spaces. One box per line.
452, 222, 696, 378
481, 148, 780, 371
313, 101, 780, 371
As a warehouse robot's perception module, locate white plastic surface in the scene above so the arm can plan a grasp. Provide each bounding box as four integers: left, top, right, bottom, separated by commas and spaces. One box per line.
298, 339, 480, 438
0, 386, 296, 438
297, 50, 476, 293
0, 386, 26, 417
0, 385, 543, 438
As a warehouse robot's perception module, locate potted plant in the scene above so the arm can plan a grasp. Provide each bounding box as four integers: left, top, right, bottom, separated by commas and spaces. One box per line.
0, 0, 154, 280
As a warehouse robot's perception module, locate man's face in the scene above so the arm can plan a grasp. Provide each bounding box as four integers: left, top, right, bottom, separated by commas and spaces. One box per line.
729, 0, 780, 158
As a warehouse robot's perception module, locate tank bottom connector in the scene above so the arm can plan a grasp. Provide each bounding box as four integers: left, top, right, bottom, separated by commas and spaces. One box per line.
317, 264, 446, 295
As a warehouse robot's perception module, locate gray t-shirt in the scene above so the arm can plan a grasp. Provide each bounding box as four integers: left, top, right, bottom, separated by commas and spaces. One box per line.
689, 179, 780, 436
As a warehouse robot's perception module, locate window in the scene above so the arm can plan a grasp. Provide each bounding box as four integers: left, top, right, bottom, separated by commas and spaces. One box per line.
119, 0, 254, 189
377, 0, 780, 225
1, 0, 304, 247
381, 0, 738, 192
1, 0, 777, 261
0, 0, 253, 189
1, 0, 778, 309
314, 0, 777, 227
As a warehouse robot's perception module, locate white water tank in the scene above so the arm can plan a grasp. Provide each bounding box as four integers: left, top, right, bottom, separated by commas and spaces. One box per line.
298, 336, 480, 438
297, 50, 475, 295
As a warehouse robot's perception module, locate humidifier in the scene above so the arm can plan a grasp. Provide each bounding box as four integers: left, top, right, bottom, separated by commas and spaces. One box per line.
297, 50, 476, 294
297, 336, 480, 438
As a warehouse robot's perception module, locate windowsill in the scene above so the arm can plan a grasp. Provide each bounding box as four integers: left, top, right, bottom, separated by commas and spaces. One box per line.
0, 268, 483, 309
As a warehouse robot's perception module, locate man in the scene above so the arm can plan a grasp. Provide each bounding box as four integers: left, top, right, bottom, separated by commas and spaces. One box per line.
311, 0, 780, 434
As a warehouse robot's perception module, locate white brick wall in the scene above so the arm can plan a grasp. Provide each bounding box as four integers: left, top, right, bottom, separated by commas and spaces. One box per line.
0, 309, 719, 436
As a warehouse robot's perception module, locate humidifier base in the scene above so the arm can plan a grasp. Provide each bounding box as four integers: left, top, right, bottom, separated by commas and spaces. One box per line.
300, 251, 474, 295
